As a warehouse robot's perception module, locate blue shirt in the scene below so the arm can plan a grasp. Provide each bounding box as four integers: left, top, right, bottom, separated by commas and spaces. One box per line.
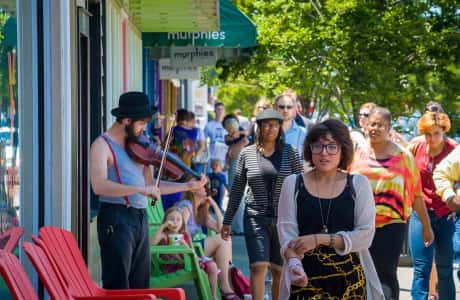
204, 121, 228, 163
207, 171, 229, 210
284, 121, 307, 158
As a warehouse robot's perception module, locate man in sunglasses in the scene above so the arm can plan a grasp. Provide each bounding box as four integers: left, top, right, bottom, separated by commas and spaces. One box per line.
282, 88, 315, 132
275, 93, 306, 159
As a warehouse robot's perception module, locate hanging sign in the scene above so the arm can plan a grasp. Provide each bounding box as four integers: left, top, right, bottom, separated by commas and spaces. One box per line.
158, 59, 200, 80
170, 47, 217, 68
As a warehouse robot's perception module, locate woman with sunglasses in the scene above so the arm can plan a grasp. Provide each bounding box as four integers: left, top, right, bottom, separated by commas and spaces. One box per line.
351, 106, 434, 300
277, 119, 384, 299
221, 109, 303, 300
408, 111, 456, 300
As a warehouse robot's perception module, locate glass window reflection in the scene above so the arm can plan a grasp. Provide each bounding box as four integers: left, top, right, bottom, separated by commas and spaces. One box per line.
0, 5, 19, 233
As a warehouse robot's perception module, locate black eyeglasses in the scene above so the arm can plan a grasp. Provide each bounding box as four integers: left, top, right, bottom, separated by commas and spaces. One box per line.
310, 143, 340, 155
278, 105, 293, 110
359, 113, 370, 118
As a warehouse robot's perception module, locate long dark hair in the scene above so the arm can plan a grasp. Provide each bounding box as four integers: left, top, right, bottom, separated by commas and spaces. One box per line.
255, 120, 285, 153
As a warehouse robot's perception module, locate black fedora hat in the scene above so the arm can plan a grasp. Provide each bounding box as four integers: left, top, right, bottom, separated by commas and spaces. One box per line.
256, 108, 283, 122
111, 91, 154, 119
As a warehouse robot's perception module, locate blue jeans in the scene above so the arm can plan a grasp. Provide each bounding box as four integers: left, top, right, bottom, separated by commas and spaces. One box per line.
455, 213, 460, 281
409, 211, 455, 300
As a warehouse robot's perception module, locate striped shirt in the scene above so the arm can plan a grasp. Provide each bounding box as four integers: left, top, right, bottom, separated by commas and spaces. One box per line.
223, 144, 303, 225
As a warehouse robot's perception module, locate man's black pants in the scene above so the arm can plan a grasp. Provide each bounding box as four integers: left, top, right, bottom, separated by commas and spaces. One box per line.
97, 202, 150, 289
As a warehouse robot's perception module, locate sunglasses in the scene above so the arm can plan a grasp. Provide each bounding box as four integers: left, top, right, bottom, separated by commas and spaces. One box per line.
359, 113, 370, 118
278, 105, 293, 110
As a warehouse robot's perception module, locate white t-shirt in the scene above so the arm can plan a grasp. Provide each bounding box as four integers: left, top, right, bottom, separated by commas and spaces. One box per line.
204, 120, 228, 162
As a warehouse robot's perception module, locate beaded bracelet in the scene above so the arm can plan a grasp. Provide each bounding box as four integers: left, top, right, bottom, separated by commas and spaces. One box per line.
329, 233, 335, 247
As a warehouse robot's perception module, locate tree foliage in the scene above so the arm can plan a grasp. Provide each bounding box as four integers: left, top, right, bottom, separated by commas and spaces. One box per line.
217, 0, 460, 133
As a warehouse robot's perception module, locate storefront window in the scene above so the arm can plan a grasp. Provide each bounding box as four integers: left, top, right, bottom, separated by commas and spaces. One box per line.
0, 4, 19, 233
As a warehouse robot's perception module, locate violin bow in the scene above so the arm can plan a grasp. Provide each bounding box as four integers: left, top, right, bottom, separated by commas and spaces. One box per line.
154, 114, 176, 189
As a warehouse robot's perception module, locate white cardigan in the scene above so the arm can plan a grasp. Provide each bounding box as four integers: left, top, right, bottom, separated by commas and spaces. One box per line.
277, 172, 384, 300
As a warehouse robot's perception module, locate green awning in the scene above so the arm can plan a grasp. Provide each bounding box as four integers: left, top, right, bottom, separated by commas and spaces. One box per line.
142, 0, 257, 48
129, 0, 219, 32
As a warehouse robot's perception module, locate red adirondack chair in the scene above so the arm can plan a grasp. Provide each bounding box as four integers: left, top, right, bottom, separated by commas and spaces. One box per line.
0, 249, 38, 300
22, 242, 157, 300
0, 226, 24, 252
35, 226, 185, 300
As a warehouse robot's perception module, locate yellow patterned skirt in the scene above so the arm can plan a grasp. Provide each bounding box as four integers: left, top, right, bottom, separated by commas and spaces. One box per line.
289, 246, 366, 300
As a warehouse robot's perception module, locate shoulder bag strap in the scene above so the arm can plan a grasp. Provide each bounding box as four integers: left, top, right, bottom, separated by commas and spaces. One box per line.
294, 173, 303, 202
101, 135, 131, 207
347, 174, 356, 201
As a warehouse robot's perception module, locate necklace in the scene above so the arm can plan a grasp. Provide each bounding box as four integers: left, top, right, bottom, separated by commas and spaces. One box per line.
314, 170, 337, 233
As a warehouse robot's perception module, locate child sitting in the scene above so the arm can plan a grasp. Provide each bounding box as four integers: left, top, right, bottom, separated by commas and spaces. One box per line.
151, 207, 220, 300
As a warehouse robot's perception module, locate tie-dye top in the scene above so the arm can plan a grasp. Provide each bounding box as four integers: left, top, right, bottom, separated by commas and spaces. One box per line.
350, 144, 421, 228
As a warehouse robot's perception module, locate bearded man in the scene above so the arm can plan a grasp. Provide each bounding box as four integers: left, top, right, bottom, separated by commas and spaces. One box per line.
90, 91, 206, 289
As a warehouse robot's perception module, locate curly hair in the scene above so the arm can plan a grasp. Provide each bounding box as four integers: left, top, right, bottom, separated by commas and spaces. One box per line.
303, 119, 354, 170
417, 111, 451, 134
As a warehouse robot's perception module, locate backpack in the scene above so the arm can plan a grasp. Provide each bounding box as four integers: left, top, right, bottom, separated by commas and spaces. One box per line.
230, 264, 250, 298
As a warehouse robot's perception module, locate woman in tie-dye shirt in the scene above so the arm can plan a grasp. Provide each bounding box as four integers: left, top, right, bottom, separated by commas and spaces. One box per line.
350, 106, 434, 300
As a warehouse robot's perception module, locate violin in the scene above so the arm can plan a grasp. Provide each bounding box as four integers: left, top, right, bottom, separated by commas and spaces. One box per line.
126, 134, 202, 182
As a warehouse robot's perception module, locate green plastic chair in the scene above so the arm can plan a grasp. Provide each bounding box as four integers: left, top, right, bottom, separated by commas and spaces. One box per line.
146, 198, 213, 300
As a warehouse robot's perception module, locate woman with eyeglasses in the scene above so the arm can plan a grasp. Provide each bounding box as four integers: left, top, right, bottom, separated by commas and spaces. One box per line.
277, 119, 384, 299
221, 109, 303, 300
407, 111, 456, 300
351, 106, 434, 300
